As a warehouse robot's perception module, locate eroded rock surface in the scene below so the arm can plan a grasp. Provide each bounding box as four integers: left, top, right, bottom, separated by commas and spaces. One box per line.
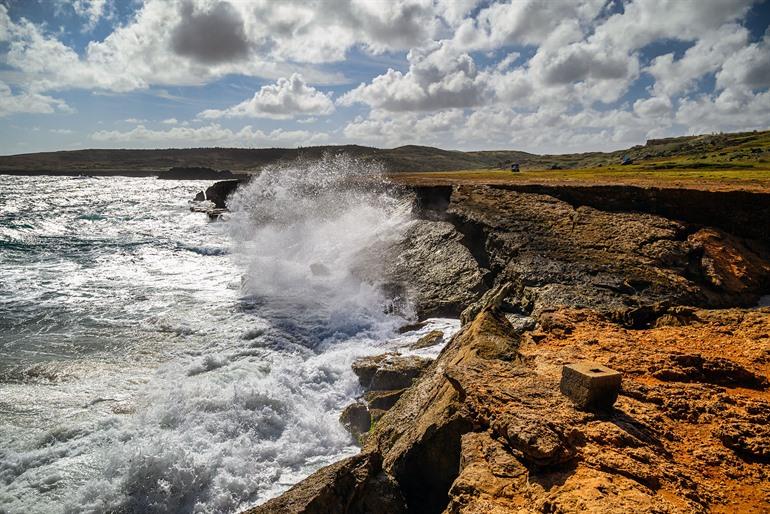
355, 219, 488, 318
448, 186, 770, 318
242, 184, 770, 514
249, 303, 770, 514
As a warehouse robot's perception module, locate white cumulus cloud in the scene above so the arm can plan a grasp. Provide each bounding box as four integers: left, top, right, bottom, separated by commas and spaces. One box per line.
199, 74, 334, 119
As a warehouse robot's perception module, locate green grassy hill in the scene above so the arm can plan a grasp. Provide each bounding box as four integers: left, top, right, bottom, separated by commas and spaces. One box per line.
1, 130, 768, 175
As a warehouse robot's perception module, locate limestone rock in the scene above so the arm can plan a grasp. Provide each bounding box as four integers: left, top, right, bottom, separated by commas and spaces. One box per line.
651, 354, 768, 389
446, 186, 770, 314
410, 330, 444, 350
242, 452, 407, 514
716, 422, 770, 462
354, 219, 488, 318
260, 304, 770, 512
351, 353, 432, 391
340, 402, 371, 438
365, 389, 405, 411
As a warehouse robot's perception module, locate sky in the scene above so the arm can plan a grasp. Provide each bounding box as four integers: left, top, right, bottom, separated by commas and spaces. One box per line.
0, 0, 769, 155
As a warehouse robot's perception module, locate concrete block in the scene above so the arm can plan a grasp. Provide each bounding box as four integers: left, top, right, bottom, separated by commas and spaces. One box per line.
560, 362, 622, 411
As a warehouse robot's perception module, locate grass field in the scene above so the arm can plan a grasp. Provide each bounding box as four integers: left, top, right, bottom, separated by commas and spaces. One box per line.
391, 131, 770, 192
391, 166, 770, 192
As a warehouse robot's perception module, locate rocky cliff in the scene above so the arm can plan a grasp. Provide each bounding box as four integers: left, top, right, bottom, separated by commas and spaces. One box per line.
244, 184, 770, 513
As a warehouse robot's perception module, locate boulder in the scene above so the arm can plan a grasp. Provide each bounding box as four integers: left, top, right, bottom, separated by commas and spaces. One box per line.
340, 402, 371, 438
409, 330, 444, 350
370, 357, 431, 391
351, 354, 431, 391
199, 179, 243, 209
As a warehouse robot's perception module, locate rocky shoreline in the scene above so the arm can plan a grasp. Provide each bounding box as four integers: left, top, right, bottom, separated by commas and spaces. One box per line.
194, 179, 770, 513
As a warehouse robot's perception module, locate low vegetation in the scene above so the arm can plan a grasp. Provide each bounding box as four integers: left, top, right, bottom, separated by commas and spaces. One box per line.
3, 130, 769, 178
392, 130, 770, 191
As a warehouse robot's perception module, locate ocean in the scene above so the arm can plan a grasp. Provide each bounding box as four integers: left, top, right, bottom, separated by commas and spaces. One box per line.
0, 159, 457, 513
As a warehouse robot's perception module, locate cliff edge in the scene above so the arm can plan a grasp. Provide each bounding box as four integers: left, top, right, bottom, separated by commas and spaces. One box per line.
243, 184, 770, 513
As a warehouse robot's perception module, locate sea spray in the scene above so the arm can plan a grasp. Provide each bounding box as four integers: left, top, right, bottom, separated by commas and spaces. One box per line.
0, 166, 425, 513
227, 153, 415, 348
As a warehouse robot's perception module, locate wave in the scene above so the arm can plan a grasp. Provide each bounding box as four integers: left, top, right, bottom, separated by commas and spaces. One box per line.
227, 153, 414, 349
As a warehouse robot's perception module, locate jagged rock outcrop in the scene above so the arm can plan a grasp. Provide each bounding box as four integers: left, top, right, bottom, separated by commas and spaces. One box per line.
340, 354, 434, 440
192, 178, 244, 209
357, 185, 770, 325
245, 301, 770, 514
352, 354, 432, 391
446, 186, 770, 318
243, 183, 770, 514
354, 219, 488, 318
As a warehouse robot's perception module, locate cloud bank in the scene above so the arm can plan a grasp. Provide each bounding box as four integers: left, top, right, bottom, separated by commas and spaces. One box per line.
0, 0, 768, 153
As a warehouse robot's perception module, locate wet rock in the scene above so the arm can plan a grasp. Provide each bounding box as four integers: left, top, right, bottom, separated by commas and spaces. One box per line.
397, 320, 428, 334
351, 354, 432, 391
409, 330, 443, 350
340, 402, 371, 438
243, 452, 407, 514
365, 389, 405, 411
199, 179, 242, 209
355, 219, 488, 318
370, 357, 431, 391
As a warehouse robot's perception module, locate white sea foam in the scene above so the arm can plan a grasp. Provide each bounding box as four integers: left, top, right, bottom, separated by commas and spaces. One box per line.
0, 160, 441, 513
227, 153, 416, 347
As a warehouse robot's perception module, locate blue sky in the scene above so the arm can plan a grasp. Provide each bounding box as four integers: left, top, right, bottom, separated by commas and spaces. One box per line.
1, 0, 769, 155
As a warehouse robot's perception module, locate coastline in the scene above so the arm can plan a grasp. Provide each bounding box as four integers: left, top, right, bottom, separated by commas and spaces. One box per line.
233, 179, 770, 513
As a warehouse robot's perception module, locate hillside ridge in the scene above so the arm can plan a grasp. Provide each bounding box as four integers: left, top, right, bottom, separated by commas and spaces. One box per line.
2, 129, 768, 175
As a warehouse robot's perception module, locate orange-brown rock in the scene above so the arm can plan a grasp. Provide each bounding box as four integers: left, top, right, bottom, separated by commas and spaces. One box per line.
242, 184, 770, 514
248, 304, 770, 513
